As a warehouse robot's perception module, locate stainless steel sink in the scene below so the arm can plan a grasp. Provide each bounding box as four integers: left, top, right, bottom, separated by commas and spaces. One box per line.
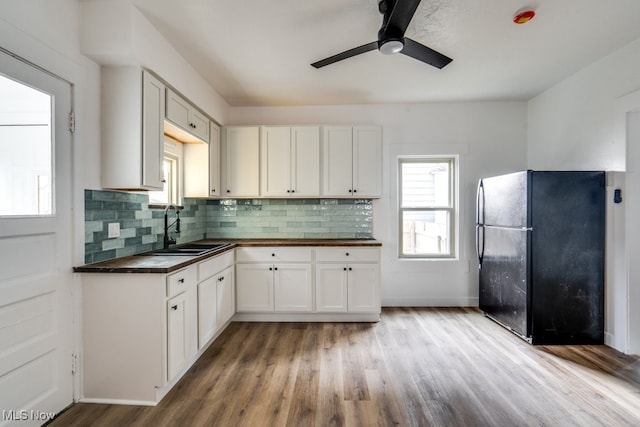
142, 243, 231, 256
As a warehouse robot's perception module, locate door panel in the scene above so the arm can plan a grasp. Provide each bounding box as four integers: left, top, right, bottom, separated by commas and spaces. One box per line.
530, 171, 605, 344
479, 227, 529, 337
481, 171, 528, 228
0, 50, 74, 419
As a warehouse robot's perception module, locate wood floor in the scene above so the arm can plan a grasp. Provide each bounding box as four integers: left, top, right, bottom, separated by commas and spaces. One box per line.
51, 308, 640, 426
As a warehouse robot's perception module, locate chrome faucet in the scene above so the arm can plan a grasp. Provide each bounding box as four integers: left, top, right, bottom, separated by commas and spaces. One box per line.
163, 204, 181, 249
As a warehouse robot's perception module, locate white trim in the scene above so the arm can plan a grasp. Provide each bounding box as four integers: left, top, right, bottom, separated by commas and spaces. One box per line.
232, 313, 380, 322
614, 88, 640, 355
383, 297, 478, 307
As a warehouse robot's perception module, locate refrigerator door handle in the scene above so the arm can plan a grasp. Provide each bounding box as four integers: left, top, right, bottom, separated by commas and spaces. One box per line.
476, 225, 485, 269
476, 180, 484, 225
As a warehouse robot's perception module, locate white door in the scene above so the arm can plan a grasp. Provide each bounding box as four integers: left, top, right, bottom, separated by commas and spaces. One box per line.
235, 263, 274, 312
260, 126, 291, 197
273, 264, 312, 312
223, 127, 260, 197
322, 126, 353, 197
315, 264, 348, 312
352, 126, 382, 197
0, 51, 74, 424
347, 264, 379, 312
291, 126, 320, 197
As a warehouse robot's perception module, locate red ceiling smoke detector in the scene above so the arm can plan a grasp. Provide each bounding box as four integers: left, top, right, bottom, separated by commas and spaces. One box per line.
513, 8, 536, 24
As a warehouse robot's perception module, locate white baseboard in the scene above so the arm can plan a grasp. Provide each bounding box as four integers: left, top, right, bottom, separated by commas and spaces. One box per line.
78, 398, 157, 406
382, 297, 478, 307
233, 313, 381, 322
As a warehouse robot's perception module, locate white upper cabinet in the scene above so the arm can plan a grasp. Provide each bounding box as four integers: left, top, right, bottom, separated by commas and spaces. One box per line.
165, 89, 209, 142
223, 126, 260, 197
102, 67, 165, 190
260, 126, 320, 197
209, 122, 221, 197
322, 125, 382, 198
185, 121, 221, 198
292, 127, 321, 196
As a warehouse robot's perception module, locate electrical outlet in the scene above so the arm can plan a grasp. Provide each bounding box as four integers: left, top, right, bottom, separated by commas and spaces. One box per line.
108, 223, 120, 238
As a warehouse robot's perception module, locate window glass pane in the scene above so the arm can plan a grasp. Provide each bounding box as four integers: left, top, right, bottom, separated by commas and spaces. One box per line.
401, 161, 450, 208
0, 74, 52, 216
402, 210, 450, 256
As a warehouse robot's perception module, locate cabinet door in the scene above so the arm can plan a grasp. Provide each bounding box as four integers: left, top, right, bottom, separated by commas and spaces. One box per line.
216, 266, 235, 324
352, 126, 382, 197
224, 127, 260, 197
292, 126, 320, 196
167, 293, 188, 380
197, 276, 218, 349
261, 126, 291, 197
348, 264, 379, 312
315, 264, 348, 312
274, 264, 312, 312
141, 71, 165, 189
209, 123, 220, 196
165, 89, 190, 131
236, 263, 273, 312
322, 126, 353, 197
189, 108, 209, 142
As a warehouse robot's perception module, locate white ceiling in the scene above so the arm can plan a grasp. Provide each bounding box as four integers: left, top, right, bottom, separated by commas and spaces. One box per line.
128, 0, 640, 107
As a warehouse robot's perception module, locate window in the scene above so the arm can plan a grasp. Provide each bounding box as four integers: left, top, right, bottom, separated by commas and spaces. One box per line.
399, 157, 456, 258
149, 154, 179, 205
0, 73, 53, 216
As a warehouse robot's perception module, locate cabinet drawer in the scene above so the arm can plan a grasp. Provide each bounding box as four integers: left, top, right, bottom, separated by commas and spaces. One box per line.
167, 267, 195, 298
198, 250, 234, 282
315, 247, 380, 262
236, 247, 312, 263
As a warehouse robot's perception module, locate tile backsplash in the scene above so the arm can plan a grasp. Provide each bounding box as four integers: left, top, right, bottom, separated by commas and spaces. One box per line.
84, 190, 373, 264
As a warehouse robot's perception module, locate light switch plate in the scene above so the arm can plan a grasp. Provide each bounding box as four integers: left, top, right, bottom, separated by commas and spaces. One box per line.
108, 222, 121, 238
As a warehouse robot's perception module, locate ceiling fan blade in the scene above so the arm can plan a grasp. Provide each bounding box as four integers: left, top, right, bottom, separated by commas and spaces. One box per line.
311, 41, 378, 68
401, 37, 452, 69
382, 0, 422, 36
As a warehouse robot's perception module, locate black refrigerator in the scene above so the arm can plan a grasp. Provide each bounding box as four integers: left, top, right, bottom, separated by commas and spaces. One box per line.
476, 170, 605, 344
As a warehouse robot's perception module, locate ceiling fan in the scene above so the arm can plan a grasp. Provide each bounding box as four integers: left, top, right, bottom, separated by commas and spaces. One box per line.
311, 0, 452, 69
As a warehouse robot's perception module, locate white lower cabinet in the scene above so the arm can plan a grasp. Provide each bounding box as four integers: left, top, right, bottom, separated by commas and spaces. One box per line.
236, 248, 313, 313
274, 264, 313, 312
236, 263, 274, 311
167, 291, 190, 380
216, 266, 235, 324
81, 250, 234, 405
235, 246, 380, 317
197, 251, 235, 348
315, 247, 380, 313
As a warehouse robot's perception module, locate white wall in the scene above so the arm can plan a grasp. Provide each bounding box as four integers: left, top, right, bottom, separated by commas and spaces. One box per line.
230, 102, 528, 306
527, 37, 640, 353
79, 0, 229, 125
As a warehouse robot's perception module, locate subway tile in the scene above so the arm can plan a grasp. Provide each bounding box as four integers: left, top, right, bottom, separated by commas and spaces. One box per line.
142, 234, 157, 245
94, 250, 116, 262
89, 210, 117, 221
102, 238, 125, 251
85, 200, 102, 211
117, 210, 137, 220
120, 228, 136, 239
116, 245, 138, 258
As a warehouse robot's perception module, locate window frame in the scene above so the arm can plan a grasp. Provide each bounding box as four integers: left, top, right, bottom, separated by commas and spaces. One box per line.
398, 156, 457, 259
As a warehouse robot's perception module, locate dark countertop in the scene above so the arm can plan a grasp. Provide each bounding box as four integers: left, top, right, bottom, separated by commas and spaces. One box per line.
74, 239, 382, 274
